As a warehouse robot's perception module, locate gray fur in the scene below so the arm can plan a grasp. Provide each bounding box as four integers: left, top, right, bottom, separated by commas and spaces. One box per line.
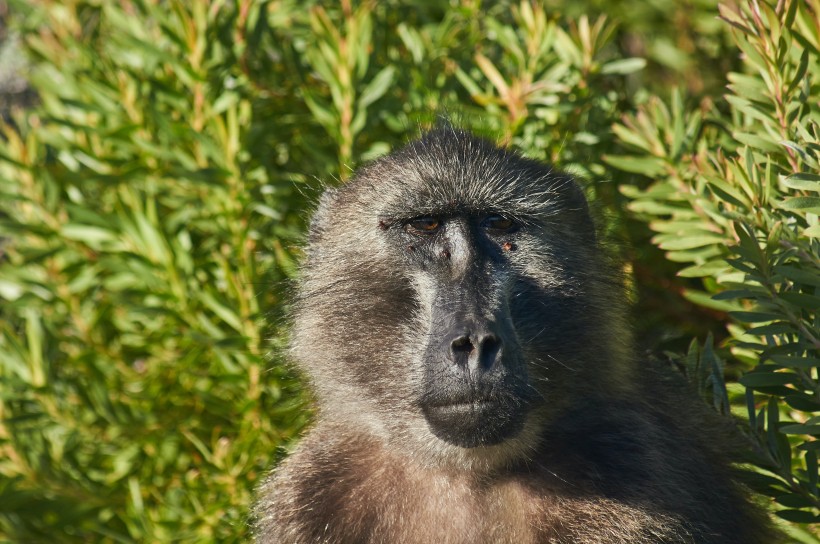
254, 128, 777, 543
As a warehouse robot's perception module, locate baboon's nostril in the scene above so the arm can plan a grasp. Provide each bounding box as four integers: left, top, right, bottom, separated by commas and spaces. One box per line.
451, 335, 475, 359
478, 334, 502, 370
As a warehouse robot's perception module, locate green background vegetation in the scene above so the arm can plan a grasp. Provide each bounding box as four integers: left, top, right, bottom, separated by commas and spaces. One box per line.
0, 0, 818, 541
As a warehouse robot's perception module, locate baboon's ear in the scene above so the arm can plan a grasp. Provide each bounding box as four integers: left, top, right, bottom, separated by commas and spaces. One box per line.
308, 187, 338, 244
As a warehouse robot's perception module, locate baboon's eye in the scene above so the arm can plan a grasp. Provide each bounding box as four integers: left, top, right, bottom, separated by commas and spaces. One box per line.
406, 217, 441, 235
482, 215, 518, 233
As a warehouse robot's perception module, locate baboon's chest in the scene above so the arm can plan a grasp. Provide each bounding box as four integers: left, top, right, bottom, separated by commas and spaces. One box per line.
321, 464, 690, 544
354, 474, 542, 544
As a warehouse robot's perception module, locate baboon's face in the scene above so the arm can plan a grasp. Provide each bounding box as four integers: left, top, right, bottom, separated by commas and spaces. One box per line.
294, 130, 607, 463
385, 210, 533, 448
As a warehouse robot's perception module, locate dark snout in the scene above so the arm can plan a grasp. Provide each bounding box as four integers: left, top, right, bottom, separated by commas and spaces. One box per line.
441, 314, 503, 379
420, 307, 532, 448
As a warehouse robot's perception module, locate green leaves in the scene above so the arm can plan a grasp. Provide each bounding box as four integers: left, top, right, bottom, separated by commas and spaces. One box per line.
0, 0, 310, 541
610, 0, 820, 532
302, 4, 397, 177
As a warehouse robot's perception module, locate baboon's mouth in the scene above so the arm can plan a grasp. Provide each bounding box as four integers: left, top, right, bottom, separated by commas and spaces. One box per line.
421, 396, 526, 448
425, 399, 501, 412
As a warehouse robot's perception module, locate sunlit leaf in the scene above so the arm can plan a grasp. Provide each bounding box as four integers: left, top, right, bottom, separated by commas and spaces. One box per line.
780, 196, 820, 214
600, 57, 646, 75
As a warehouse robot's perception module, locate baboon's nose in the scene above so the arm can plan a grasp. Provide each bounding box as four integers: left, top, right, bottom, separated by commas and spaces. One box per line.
448, 330, 502, 375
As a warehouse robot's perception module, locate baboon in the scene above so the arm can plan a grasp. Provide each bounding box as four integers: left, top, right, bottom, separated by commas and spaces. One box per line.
254, 128, 777, 543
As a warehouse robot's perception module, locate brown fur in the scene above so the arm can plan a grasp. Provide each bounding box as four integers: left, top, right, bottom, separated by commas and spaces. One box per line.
254, 128, 778, 543
257, 389, 775, 543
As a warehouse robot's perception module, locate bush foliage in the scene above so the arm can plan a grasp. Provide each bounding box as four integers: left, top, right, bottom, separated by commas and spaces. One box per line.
609, 0, 820, 533
0, 0, 817, 541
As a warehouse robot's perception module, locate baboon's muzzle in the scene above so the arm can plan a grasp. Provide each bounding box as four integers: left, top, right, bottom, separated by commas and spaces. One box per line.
418, 303, 532, 448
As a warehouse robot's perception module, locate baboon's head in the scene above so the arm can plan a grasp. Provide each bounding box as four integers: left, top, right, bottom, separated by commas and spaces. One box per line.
292, 128, 632, 469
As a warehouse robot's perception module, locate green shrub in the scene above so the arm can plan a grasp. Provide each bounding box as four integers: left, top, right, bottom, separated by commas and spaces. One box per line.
607, 0, 820, 539
1, 0, 816, 541
0, 1, 312, 540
